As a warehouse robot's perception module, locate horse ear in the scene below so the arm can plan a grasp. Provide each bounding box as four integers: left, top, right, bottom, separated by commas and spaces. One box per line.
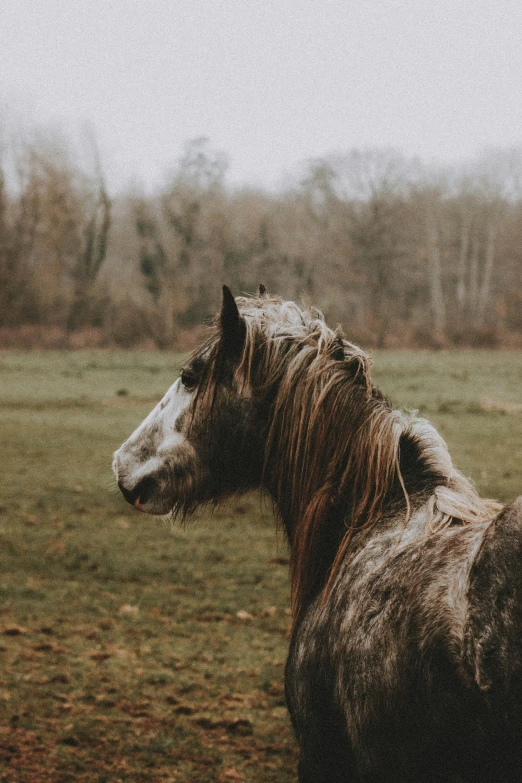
346, 351, 372, 394
220, 285, 245, 352
330, 327, 345, 361
258, 284, 268, 297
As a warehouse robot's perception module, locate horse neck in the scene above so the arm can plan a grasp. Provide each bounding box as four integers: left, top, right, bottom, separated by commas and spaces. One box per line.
264, 360, 408, 613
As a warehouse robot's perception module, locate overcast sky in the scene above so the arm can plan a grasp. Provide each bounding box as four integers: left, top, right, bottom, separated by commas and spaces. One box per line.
1, 0, 521, 192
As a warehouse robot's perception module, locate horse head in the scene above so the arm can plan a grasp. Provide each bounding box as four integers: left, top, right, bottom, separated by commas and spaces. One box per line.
112, 286, 269, 516
113, 284, 381, 610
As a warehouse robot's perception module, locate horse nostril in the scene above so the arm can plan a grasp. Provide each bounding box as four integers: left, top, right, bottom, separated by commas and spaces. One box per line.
118, 476, 157, 506
134, 476, 157, 505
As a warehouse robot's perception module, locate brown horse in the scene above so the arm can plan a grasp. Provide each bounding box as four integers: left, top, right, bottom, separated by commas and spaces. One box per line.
113, 286, 522, 782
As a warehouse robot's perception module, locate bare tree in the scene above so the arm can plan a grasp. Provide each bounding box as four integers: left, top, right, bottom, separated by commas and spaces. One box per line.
0, 141, 41, 326
424, 192, 446, 340
66, 137, 111, 333
161, 138, 229, 325
1, 123, 522, 349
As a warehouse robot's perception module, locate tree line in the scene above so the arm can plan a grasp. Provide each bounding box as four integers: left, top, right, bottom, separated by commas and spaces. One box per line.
1, 131, 521, 349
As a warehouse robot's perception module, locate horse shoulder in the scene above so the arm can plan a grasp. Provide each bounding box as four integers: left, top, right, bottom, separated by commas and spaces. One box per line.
286, 524, 495, 780
285, 524, 468, 713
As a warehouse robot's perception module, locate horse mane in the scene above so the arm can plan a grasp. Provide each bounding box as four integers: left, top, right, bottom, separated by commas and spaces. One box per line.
201, 294, 502, 616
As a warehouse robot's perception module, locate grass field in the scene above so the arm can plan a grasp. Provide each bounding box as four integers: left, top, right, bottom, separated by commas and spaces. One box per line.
0, 350, 521, 782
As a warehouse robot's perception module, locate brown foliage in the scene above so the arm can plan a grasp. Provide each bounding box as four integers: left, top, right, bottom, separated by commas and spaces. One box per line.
1, 132, 521, 348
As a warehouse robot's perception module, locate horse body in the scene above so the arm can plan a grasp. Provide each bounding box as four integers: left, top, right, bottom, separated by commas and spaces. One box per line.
113, 287, 522, 781
288, 506, 522, 782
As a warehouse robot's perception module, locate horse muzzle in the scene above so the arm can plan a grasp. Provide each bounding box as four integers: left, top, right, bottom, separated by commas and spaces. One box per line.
117, 475, 158, 511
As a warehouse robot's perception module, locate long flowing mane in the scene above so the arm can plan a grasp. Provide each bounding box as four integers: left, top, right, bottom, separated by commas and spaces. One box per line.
198, 293, 502, 615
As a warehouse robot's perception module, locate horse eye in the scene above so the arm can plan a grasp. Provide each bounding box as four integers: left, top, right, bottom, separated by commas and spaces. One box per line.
180, 368, 197, 390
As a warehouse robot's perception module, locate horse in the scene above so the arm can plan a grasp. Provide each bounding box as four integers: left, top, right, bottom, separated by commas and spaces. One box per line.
113, 286, 522, 782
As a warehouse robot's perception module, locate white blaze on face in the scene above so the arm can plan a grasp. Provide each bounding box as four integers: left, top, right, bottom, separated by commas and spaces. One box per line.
113, 377, 195, 513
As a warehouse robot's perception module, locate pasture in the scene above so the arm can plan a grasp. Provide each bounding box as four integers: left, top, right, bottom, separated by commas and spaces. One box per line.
0, 349, 521, 782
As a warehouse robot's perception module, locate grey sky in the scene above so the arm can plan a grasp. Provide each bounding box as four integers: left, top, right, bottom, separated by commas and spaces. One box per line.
1, 0, 521, 192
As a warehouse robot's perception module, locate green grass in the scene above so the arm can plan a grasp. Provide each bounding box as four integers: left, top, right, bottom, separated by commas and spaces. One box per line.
0, 349, 521, 782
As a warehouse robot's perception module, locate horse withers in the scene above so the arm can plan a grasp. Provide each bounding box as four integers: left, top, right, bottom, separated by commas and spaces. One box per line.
113, 286, 522, 782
